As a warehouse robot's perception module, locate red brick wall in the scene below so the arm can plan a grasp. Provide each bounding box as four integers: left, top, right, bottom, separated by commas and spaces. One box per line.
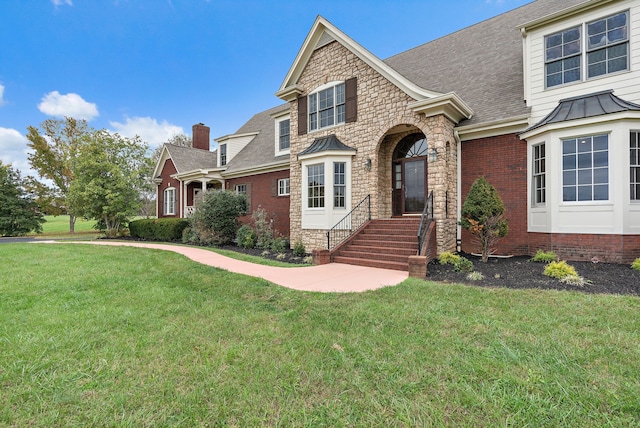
529, 232, 640, 264
460, 133, 528, 256
157, 159, 181, 218
226, 170, 291, 237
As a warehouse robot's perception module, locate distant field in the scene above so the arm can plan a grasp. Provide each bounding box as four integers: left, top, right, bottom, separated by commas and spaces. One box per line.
30, 215, 99, 236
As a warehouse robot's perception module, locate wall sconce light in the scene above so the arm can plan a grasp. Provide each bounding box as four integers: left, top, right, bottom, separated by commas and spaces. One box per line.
365, 158, 372, 171
428, 147, 438, 162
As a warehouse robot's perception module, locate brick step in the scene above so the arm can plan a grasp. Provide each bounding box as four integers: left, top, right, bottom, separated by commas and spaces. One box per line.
337, 250, 410, 263
348, 236, 417, 247
342, 244, 417, 256
360, 228, 419, 237
332, 256, 408, 271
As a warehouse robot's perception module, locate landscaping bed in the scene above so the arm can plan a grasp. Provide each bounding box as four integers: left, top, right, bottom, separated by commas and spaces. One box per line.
427, 253, 640, 296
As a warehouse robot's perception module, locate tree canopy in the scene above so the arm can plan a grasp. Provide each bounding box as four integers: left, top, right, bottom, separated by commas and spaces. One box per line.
68, 130, 151, 237
0, 162, 45, 237
26, 117, 93, 232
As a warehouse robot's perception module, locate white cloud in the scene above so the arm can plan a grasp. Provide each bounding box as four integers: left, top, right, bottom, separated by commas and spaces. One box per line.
52, 0, 73, 6
0, 84, 5, 106
38, 91, 99, 121
109, 116, 184, 148
0, 127, 33, 176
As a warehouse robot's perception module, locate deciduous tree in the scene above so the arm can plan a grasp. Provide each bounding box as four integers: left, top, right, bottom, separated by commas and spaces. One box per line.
26, 117, 92, 232
68, 130, 150, 238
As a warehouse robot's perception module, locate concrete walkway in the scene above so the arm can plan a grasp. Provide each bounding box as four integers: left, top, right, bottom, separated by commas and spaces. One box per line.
50, 241, 409, 293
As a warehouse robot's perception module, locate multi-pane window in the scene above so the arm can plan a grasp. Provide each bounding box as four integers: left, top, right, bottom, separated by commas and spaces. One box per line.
631, 131, 640, 201
333, 162, 346, 208
587, 11, 629, 78
235, 184, 246, 195
533, 143, 546, 205
308, 83, 345, 132
562, 134, 609, 202
307, 164, 325, 208
544, 11, 629, 88
220, 144, 227, 166
278, 178, 290, 196
164, 188, 176, 215
545, 26, 581, 87
278, 119, 290, 151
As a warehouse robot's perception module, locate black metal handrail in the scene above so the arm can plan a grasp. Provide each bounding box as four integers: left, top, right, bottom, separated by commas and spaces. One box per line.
327, 195, 371, 250
417, 191, 434, 255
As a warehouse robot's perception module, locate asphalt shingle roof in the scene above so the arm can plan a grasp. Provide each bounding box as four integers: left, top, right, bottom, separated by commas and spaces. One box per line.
165, 144, 217, 173
384, 0, 587, 127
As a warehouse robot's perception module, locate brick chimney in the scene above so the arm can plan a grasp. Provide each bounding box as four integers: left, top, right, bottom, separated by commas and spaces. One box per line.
192, 123, 210, 151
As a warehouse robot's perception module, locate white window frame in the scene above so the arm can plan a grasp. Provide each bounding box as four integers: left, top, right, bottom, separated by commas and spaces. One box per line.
532, 143, 546, 206
164, 187, 176, 215
333, 162, 346, 208
308, 81, 345, 132
220, 143, 227, 166
631, 131, 640, 201
544, 10, 629, 89
275, 115, 291, 156
278, 178, 290, 196
561, 134, 609, 203
306, 163, 325, 209
235, 184, 247, 195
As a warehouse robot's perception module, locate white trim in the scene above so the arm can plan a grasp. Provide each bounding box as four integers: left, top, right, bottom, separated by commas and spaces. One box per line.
457, 115, 530, 141
275, 114, 291, 157
163, 187, 176, 216
278, 178, 290, 196
276, 16, 442, 102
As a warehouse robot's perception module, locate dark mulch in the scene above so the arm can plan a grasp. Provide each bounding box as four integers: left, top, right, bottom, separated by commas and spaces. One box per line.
427, 253, 640, 296
219, 244, 309, 265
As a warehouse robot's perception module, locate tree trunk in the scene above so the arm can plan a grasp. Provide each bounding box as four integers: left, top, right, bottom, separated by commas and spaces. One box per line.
69, 214, 76, 234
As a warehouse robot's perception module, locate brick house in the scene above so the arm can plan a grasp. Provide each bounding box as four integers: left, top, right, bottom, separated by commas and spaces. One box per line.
155, 0, 640, 268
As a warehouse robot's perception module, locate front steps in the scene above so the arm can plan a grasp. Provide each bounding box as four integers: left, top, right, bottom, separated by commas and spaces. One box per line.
331, 218, 421, 271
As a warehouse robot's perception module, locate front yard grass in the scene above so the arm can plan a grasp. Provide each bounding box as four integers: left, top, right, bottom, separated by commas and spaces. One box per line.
1, 243, 639, 426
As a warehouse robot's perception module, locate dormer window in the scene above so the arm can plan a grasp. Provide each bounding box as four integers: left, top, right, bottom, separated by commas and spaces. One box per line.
309, 82, 345, 131
220, 143, 227, 166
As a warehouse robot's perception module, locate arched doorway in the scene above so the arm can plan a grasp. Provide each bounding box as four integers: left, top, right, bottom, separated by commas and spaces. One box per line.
392, 133, 428, 216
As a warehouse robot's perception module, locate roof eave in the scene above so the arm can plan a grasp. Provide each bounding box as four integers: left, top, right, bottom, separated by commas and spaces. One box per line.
221, 160, 290, 179
457, 114, 530, 141
408, 93, 474, 124
215, 131, 259, 143
520, 0, 617, 33
298, 149, 357, 162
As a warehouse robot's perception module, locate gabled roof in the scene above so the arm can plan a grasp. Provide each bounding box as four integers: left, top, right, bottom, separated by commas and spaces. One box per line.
384, 0, 586, 127
299, 134, 355, 157
165, 144, 217, 173
524, 90, 640, 132
276, 16, 443, 102
222, 104, 290, 175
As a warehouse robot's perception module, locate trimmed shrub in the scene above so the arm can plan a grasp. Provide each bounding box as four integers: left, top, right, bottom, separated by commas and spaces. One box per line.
460, 177, 508, 262
531, 250, 558, 263
293, 240, 306, 257
129, 218, 189, 241
236, 224, 256, 249
544, 260, 578, 279
631, 258, 640, 271
438, 251, 461, 265
271, 237, 287, 253
189, 191, 246, 245
454, 257, 474, 273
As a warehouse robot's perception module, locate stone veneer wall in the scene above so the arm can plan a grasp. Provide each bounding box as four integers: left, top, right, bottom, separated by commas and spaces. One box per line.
288, 41, 458, 253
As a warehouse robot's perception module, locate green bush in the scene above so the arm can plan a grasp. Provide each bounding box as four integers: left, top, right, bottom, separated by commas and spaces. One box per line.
544, 260, 578, 279
129, 218, 189, 241
438, 251, 473, 272
236, 224, 256, 249
271, 237, 287, 253
438, 251, 461, 265
631, 258, 640, 271
189, 191, 246, 245
252, 208, 275, 249
530, 250, 558, 263
293, 240, 306, 257
460, 177, 508, 262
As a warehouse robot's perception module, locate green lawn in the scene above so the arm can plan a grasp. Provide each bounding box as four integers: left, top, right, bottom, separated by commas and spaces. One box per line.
1, 243, 639, 426
29, 215, 99, 237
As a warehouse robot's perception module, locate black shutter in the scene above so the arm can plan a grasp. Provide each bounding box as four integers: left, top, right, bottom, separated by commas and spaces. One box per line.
298, 95, 307, 135
271, 179, 278, 197
245, 183, 252, 212
345, 77, 357, 123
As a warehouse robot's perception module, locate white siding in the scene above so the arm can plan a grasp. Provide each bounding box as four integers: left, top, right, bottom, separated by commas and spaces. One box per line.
524, 1, 640, 125
218, 134, 255, 166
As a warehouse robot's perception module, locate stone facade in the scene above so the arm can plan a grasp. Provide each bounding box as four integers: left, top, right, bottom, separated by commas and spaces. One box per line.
288, 41, 458, 253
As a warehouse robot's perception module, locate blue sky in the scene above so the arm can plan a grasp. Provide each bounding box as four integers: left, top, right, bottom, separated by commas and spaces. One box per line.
0, 0, 530, 177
